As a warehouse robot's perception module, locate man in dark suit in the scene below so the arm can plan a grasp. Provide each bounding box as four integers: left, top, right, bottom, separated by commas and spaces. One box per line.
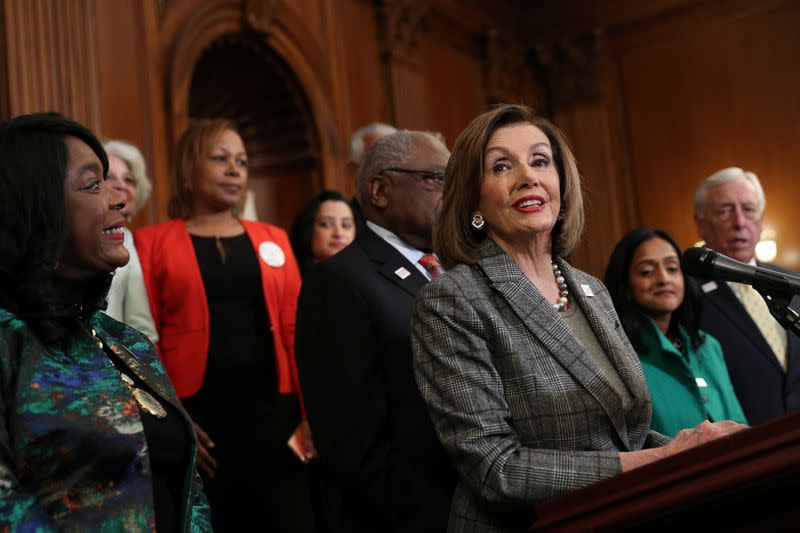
693, 166, 800, 424
295, 130, 456, 532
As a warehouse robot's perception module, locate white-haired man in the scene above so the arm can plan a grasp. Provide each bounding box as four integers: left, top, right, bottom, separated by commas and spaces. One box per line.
693, 167, 800, 425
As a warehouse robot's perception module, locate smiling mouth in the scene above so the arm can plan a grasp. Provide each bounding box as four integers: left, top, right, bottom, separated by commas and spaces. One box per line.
513, 196, 545, 209
102, 226, 124, 236
516, 199, 542, 208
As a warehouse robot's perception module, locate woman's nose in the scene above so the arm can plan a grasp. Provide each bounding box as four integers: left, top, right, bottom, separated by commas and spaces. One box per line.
225, 158, 239, 175
109, 185, 127, 212
516, 165, 539, 190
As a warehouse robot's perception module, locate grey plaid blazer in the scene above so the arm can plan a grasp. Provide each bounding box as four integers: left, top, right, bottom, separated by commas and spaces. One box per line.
411, 240, 670, 532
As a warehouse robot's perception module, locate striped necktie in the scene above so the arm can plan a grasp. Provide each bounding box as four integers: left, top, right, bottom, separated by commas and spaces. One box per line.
731, 282, 788, 371
418, 254, 445, 280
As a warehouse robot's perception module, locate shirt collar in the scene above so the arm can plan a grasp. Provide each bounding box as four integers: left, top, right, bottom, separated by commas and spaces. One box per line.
366, 220, 426, 270
643, 317, 689, 356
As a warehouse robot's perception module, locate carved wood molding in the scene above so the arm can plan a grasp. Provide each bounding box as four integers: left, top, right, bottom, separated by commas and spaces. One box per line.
161, 0, 342, 197
3, 0, 102, 131
375, 0, 431, 64
531, 30, 608, 109
483, 29, 530, 105
244, 0, 280, 34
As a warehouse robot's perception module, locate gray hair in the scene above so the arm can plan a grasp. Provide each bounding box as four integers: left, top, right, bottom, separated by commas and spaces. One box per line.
694, 166, 765, 217
356, 130, 445, 206
103, 140, 152, 216
349, 122, 397, 164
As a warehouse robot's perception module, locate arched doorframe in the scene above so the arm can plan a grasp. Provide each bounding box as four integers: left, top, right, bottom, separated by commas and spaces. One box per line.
163, 0, 343, 195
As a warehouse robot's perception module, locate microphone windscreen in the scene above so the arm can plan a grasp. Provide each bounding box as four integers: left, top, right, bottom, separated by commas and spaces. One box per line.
681, 247, 715, 278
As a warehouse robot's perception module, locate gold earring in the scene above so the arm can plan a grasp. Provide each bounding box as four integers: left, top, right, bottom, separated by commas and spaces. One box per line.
471, 212, 485, 230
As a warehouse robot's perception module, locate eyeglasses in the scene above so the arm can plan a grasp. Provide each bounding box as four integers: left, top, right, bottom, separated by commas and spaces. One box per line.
379, 167, 445, 190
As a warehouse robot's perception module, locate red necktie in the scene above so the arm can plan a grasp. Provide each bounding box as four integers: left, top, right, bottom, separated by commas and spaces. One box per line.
418, 253, 445, 280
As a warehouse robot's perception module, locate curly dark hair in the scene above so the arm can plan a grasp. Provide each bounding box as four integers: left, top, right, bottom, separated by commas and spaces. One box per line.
603, 227, 705, 353
289, 190, 354, 277
0, 112, 109, 345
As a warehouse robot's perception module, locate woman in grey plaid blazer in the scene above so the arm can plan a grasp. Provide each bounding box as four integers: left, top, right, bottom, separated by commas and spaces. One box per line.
410, 105, 746, 533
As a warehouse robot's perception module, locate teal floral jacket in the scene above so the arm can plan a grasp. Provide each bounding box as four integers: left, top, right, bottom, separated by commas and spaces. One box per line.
0, 306, 212, 532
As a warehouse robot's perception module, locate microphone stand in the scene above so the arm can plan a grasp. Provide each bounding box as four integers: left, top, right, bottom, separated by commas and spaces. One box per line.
752, 282, 800, 338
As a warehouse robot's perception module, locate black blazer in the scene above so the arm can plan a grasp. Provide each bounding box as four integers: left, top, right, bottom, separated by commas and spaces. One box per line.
695, 264, 800, 425
295, 227, 456, 532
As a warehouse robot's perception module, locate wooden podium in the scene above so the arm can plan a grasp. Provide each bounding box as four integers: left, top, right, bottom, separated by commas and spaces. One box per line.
531, 412, 800, 531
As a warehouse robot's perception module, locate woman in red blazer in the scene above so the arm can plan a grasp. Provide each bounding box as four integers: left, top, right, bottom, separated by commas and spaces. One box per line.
135, 119, 315, 532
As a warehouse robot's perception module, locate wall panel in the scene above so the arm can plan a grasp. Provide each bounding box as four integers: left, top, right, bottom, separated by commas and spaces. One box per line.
2, 0, 101, 129
618, 1, 800, 268
421, 32, 485, 147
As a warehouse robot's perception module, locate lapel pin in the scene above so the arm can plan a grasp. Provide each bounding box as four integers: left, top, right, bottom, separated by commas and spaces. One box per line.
581, 284, 594, 297
701, 281, 718, 293
394, 267, 411, 280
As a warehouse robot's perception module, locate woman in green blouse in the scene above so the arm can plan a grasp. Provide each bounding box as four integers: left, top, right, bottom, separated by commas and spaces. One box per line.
604, 227, 747, 437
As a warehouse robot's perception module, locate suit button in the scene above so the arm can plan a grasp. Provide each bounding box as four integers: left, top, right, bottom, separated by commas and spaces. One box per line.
701, 395, 709, 402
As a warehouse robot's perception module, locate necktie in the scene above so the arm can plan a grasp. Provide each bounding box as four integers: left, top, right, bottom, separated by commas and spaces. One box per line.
731, 282, 788, 371
418, 253, 445, 280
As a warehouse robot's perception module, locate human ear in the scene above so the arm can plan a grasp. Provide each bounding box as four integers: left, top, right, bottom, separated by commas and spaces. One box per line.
368, 176, 390, 209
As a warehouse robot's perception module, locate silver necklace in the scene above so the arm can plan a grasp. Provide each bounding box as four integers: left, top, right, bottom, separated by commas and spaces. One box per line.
552, 262, 569, 312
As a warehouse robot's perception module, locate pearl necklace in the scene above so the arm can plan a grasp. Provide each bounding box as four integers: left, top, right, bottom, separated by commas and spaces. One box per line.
552, 262, 569, 312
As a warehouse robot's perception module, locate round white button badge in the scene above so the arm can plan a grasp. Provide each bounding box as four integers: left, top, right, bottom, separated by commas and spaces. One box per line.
258, 241, 286, 267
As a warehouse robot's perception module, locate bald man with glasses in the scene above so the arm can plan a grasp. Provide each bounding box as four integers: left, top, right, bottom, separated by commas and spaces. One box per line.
295, 130, 456, 532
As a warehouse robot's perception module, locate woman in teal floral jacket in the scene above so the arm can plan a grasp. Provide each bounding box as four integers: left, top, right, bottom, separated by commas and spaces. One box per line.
0, 113, 211, 531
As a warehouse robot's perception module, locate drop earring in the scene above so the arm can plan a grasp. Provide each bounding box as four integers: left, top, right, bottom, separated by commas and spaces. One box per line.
471, 212, 485, 230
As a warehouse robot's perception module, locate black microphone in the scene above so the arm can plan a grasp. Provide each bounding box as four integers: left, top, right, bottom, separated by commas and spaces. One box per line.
681, 247, 800, 296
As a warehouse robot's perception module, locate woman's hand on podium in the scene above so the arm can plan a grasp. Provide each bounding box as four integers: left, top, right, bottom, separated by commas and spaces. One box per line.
620, 420, 747, 471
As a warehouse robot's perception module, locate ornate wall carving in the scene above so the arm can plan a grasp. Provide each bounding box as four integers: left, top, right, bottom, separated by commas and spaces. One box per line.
483, 29, 530, 105
375, 0, 430, 63
531, 30, 607, 109
244, 0, 280, 35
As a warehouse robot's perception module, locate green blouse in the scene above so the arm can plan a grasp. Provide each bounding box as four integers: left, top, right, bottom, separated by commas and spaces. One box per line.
637, 318, 748, 437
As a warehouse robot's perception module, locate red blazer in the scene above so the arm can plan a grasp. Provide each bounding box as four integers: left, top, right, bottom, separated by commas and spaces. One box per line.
135, 219, 303, 400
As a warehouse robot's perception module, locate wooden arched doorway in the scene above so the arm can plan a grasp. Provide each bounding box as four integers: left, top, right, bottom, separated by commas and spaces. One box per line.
187, 32, 322, 230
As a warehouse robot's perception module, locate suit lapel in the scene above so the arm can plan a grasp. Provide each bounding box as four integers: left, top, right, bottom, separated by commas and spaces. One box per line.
358, 227, 428, 297
93, 318, 185, 414
704, 280, 785, 373
565, 261, 648, 398
477, 240, 633, 449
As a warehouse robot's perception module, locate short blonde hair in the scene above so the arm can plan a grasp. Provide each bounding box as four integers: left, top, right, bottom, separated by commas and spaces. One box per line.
435, 104, 584, 267
103, 140, 152, 217
168, 118, 237, 219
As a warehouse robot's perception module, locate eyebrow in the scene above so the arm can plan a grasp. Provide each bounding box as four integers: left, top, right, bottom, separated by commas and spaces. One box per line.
486, 142, 552, 156
74, 161, 102, 176
317, 215, 354, 220
633, 255, 679, 267
713, 200, 757, 207
211, 147, 247, 157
